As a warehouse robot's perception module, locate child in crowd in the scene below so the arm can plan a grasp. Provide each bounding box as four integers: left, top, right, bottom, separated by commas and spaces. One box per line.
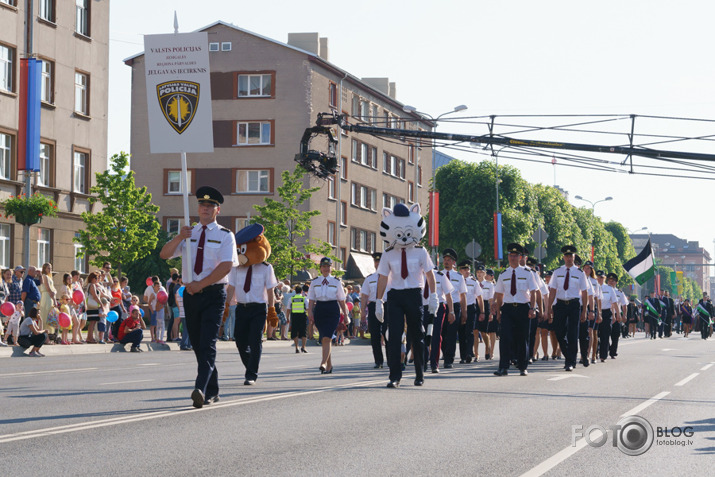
149, 281, 166, 344
3, 301, 24, 346
97, 297, 109, 344
59, 293, 72, 345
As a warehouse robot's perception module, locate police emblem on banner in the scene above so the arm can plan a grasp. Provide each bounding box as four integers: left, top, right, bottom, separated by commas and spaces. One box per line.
156, 81, 200, 134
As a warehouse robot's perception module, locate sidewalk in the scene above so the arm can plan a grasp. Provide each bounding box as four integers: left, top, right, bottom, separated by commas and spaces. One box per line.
0, 332, 370, 358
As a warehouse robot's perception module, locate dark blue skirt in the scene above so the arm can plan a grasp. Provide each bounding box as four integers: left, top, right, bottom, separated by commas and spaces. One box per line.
314, 300, 340, 341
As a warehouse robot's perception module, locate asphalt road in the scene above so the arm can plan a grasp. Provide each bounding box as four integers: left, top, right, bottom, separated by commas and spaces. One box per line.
0, 334, 713, 476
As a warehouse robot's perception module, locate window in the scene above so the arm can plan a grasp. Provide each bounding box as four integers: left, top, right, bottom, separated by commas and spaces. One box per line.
39, 0, 55, 22
340, 247, 347, 267
383, 193, 404, 209
237, 73, 272, 97
350, 182, 376, 211
75, 0, 90, 36
360, 143, 368, 166
0, 43, 14, 93
417, 165, 423, 186
72, 149, 87, 193
40, 59, 53, 103
209, 42, 219, 52
235, 217, 252, 231
391, 156, 397, 176
74, 71, 89, 115
340, 201, 347, 226
397, 158, 405, 179
370, 147, 377, 168
73, 232, 86, 273
372, 105, 379, 125
0, 132, 12, 180
236, 121, 272, 145
383, 152, 390, 173
329, 82, 337, 108
0, 0, 17, 6
340, 156, 347, 180
0, 224, 10, 269
327, 176, 336, 199
38, 143, 52, 187
235, 169, 271, 194
408, 144, 415, 165
327, 221, 336, 246
350, 227, 376, 253
221, 42, 232, 51
166, 170, 192, 194
37, 228, 51, 267
384, 111, 390, 128
351, 95, 359, 118
166, 218, 182, 235
351, 139, 358, 163
408, 181, 415, 203
360, 100, 369, 122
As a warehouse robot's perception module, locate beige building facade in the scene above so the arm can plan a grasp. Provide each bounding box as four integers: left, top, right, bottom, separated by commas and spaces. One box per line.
126, 22, 430, 279
0, 0, 109, 272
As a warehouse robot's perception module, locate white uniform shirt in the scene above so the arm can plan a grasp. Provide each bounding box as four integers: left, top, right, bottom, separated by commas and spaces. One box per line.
443, 269, 467, 304
170, 221, 239, 284
228, 263, 279, 304
494, 266, 539, 304
376, 246, 434, 290
480, 280, 495, 301
615, 289, 628, 307
600, 284, 619, 310
549, 265, 589, 300
361, 272, 390, 303
433, 271, 455, 304
308, 275, 346, 302
464, 276, 483, 305
537, 273, 550, 297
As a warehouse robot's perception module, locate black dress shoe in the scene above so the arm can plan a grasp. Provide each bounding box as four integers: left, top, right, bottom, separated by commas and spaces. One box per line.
590, 359, 596, 364
244, 379, 256, 385
520, 369, 528, 376
459, 359, 466, 364
601, 358, 606, 363
386, 381, 400, 388
542, 356, 549, 361
582, 359, 590, 367
610, 355, 616, 359
493, 368, 508, 376
444, 363, 453, 369
296, 349, 300, 353
565, 366, 574, 372
485, 353, 491, 360
414, 379, 424, 386
204, 395, 220, 405
431, 367, 439, 374
191, 389, 205, 409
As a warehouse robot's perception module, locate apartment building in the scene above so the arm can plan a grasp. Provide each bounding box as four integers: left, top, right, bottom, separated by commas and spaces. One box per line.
0, 0, 109, 271
126, 21, 431, 279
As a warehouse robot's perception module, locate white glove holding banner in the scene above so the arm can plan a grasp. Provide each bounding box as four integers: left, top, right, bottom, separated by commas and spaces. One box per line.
428, 292, 439, 315
375, 299, 384, 323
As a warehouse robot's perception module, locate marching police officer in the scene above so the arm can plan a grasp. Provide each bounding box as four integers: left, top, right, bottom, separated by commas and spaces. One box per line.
160, 186, 238, 408
546, 245, 590, 372
360, 252, 388, 369
596, 271, 620, 362
493, 243, 538, 376
458, 260, 484, 363
610, 274, 627, 358
441, 248, 467, 368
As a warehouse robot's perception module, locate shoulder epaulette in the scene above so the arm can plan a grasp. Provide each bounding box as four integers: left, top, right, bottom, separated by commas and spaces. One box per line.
415, 245, 423, 249
436, 271, 444, 276
219, 227, 231, 233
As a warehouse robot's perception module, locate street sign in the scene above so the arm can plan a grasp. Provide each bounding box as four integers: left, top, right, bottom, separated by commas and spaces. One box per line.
531, 226, 548, 245
534, 245, 546, 262
465, 240, 482, 259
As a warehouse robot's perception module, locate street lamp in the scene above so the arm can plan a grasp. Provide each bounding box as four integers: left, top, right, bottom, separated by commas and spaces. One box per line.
628, 226, 648, 234
574, 195, 613, 212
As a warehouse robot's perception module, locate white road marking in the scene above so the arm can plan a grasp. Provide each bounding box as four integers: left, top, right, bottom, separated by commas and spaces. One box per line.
661, 348, 675, 351
700, 363, 713, 371
674, 373, 699, 387
0, 367, 98, 377
99, 379, 153, 386
547, 374, 588, 381
138, 363, 160, 366
521, 391, 669, 477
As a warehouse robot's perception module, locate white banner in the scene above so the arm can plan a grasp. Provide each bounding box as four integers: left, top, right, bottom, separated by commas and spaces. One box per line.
143, 32, 214, 153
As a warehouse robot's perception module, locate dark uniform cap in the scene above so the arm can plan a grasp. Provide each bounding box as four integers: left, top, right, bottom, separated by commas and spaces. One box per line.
526, 257, 537, 267
607, 272, 619, 281
596, 270, 606, 277
522, 247, 530, 256
543, 270, 553, 277
486, 268, 494, 275
195, 186, 224, 205
320, 257, 333, 266
476, 264, 486, 271
561, 245, 577, 255
583, 260, 594, 268
574, 254, 582, 266
457, 259, 471, 269
234, 223, 264, 245
372, 252, 382, 261
443, 248, 458, 260
506, 243, 524, 255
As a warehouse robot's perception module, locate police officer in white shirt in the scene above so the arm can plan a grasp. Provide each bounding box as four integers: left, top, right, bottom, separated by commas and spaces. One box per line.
458, 260, 484, 363
226, 224, 279, 386
428, 268, 454, 373
160, 186, 239, 408
546, 245, 590, 372
523, 254, 543, 364
441, 249, 467, 368
610, 274, 628, 359
574, 255, 595, 368
476, 266, 496, 360
596, 270, 619, 362
360, 253, 388, 369
493, 243, 539, 376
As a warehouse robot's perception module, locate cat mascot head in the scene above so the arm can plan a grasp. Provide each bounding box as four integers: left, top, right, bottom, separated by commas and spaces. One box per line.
379, 203, 426, 249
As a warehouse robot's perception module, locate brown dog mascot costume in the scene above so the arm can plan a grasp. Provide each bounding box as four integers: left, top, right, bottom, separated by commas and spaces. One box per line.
228, 224, 279, 385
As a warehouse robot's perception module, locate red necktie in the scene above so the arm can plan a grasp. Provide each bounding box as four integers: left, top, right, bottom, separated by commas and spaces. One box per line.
243, 265, 252, 293
401, 248, 408, 279
564, 268, 570, 291
193, 225, 207, 276
510, 269, 516, 296
322, 278, 329, 286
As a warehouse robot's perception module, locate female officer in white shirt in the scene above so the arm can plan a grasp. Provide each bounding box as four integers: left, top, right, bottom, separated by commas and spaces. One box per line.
308, 257, 349, 374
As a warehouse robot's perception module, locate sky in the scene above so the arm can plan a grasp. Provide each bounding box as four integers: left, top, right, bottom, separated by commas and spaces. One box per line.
108, 0, 715, 260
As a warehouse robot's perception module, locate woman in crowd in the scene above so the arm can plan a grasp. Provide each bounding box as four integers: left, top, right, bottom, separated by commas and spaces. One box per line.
680, 299, 693, 338
70, 271, 86, 343
39, 263, 58, 339
307, 257, 349, 374
0, 268, 11, 345
18, 307, 48, 357
84, 272, 103, 343
109, 276, 126, 321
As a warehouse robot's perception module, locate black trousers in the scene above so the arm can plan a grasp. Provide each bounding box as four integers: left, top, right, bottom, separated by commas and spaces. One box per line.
578, 307, 590, 362
529, 309, 539, 359
120, 329, 143, 347
386, 288, 424, 383
18, 332, 47, 349
184, 285, 226, 398
610, 317, 621, 357
553, 300, 580, 367
442, 302, 461, 365
429, 303, 447, 369
649, 316, 658, 338
235, 302, 268, 381
664, 314, 672, 337
367, 302, 387, 366
498, 303, 530, 370
599, 310, 612, 360
459, 303, 477, 361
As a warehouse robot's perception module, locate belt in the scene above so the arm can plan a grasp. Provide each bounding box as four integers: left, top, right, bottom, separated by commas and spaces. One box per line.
557, 298, 579, 305
237, 302, 266, 307
503, 302, 529, 307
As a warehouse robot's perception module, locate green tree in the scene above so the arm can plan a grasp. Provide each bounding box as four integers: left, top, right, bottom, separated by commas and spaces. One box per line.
74, 152, 160, 279
252, 165, 339, 281
531, 184, 580, 270
604, 221, 637, 264
122, 226, 181, 290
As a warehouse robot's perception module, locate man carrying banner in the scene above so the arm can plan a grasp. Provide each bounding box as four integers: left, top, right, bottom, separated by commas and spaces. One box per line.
160, 186, 238, 408
643, 293, 660, 340
696, 293, 713, 340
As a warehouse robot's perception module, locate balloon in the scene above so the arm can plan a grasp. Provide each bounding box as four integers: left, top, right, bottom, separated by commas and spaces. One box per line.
178, 286, 185, 298
156, 290, 168, 304
72, 289, 85, 305
1, 301, 15, 317
106, 310, 119, 323
346, 302, 354, 312
58, 312, 71, 328
140, 308, 145, 317
146, 277, 153, 287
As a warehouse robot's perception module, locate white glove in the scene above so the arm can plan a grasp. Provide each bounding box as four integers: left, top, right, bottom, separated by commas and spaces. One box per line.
375, 299, 384, 323
428, 292, 439, 315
